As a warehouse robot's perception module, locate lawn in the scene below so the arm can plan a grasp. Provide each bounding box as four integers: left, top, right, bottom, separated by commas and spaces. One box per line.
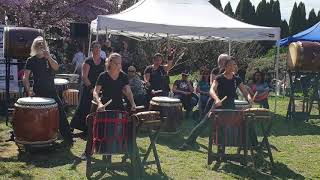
1, 96, 320, 180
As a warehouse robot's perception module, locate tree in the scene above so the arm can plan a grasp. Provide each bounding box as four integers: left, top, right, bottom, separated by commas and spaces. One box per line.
0, 0, 122, 35
209, 0, 223, 11
223, 2, 234, 17
271, 0, 281, 27
307, 9, 318, 28
280, 20, 289, 38
235, 0, 256, 24
255, 0, 268, 26
289, 2, 299, 35
297, 2, 307, 32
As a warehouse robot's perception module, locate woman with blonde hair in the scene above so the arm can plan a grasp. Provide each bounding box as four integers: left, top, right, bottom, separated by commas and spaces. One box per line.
23, 36, 73, 146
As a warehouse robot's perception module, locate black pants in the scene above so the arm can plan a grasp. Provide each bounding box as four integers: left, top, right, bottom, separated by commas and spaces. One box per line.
35, 91, 73, 142
174, 94, 192, 112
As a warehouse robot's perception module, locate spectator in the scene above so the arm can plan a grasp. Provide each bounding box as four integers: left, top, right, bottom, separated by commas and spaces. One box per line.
249, 71, 270, 109
127, 66, 147, 106
173, 70, 194, 118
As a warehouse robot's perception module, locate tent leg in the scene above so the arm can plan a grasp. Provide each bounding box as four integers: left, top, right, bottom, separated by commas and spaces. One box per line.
274, 43, 280, 114
228, 41, 231, 55
88, 31, 92, 57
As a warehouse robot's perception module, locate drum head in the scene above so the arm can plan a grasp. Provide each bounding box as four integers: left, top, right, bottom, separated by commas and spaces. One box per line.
234, 100, 249, 105
54, 78, 69, 85
288, 42, 301, 70
151, 96, 181, 103
16, 97, 56, 105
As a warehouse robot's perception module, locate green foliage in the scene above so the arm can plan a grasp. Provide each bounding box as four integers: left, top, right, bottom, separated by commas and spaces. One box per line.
209, 0, 223, 11
297, 2, 307, 31
223, 2, 234, 17
280, 20, 290, 38
307, 9, 318, 28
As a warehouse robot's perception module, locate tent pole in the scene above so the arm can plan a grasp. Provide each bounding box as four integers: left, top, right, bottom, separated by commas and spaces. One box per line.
228, 40, 231, 55
88, 30, 92, 57
274, 42, 280, 114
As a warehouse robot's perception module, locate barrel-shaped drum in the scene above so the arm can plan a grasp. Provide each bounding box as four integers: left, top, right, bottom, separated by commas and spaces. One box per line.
149, 96, 183, 132
287, 41, 320, 71
235, 100, 251, 110
54, 78, 69, 92
92, 110, 131, 154
13, 97, 59, 145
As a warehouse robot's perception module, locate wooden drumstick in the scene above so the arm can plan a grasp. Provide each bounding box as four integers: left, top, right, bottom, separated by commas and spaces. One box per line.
102, 99, 112, 110
252, 91, 258, 102
220, 96, 227, 103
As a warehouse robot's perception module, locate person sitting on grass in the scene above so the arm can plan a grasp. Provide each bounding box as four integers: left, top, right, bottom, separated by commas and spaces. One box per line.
249, 71, 270, 109
172, 70, 194, 118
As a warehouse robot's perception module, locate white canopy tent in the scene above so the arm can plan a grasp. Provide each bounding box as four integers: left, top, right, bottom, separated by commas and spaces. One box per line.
90, 0, 282, 110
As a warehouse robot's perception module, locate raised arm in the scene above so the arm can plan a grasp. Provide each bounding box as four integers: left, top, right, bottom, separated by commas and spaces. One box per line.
239, 83, 253, 104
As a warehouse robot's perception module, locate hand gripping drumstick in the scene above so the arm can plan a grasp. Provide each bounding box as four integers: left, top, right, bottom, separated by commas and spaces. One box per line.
208, 96, 227, 115
251, 91, 258, 104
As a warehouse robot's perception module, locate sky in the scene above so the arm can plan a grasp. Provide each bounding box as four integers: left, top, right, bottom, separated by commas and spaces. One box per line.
220, 0, 320, 21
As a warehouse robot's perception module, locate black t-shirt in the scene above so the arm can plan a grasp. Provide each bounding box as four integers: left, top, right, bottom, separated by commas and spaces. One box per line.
173, 80, 192, 95
144, 65, 169, 92
216, 74, 242, 109
96, 71, 129, 110
25, 56, 56, 95
84, 57, 105, 86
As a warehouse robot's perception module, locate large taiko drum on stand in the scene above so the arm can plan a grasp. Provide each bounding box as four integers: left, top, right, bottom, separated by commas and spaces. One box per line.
149, 96, 183, 133
4, 27, 43, 59
287, 41, 320, 71
12, 97, 59, 147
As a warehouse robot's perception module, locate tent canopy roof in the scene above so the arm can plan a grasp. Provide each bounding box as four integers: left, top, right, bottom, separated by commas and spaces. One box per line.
91, 0, 280, 41
278, 21, 320, 46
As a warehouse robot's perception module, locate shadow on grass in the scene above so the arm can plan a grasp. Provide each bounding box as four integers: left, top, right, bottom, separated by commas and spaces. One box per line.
0, 165, 34, 180
269, 114, 320, 137
0, 145, 77, 168
219, 161, 305, 180
84, 157, 171, 180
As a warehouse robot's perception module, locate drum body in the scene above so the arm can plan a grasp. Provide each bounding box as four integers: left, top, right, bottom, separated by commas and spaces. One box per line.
244, 108, 270, 120
56, 74, 79, 89
63, 89, 79, 106
4, 27, 43, 59
149, 96, 183, 132
212, 110, 245, 147
12, 97, 59, 145
92, 110, 130, 154
287, 41, 320, 71
235, 100, 251, 110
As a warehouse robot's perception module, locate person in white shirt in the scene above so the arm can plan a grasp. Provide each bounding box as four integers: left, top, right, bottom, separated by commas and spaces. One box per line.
72, 46, 85, 76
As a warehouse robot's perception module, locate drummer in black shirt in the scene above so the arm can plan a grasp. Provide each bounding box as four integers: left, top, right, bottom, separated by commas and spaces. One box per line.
23, 36, 73, 146
179, 56, 252, 150
144, 51, 174, 98
94, 53, 136, 112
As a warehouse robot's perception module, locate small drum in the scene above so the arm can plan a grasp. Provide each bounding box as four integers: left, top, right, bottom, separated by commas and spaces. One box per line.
56, 74, 79, 83
211, 109, 245, 147
235, 100, 251, 110
244, 108, 271, 120
63, 89, 79, 106
12, 97, 59, 146
54, 78, 69, 92
92, 110, 131, 154
149, 96, 183, 132
133, 111, 162, 130
287, 41, 320, 71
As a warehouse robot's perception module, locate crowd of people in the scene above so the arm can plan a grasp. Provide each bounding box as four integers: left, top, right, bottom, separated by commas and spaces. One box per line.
21, 36, 271, 155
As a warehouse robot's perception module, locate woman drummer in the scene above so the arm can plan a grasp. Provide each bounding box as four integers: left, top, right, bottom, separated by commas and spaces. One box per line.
83, 53, 136, 160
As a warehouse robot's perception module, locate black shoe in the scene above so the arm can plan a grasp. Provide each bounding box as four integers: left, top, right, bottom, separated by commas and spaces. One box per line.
178, 143, 191, 151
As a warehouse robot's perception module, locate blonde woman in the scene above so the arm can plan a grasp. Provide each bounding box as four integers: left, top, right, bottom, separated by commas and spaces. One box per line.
23, 36, 73, 146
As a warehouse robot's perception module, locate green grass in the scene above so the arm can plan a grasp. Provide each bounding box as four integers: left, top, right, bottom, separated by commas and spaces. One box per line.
1, 96, 320, 179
